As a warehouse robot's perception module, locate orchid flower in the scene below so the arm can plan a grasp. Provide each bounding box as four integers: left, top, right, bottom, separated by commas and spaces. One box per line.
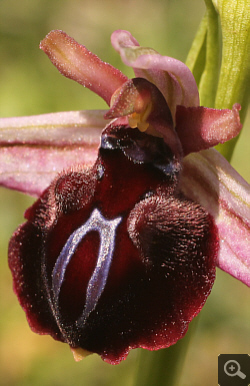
0, 29, 249, 365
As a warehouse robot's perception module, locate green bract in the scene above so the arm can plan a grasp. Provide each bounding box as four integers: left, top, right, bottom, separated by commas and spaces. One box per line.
187, 0, 250, 160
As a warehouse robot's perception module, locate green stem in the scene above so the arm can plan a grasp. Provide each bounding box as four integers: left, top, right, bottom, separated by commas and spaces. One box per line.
185, 13, 207, 86
215, 0, 250, 113
133, 317, 199, 386
187, 0, 250, 161
199, 0, 220, 107
214, 0, 250, 160
186, 0, 220, 108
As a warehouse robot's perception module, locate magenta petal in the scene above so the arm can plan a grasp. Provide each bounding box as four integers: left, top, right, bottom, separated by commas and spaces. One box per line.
180, 149, 250, 286
111, 30, 199, 119
175, 104, 242, 155
40, 30, 128, 106
0, 110, 105, 196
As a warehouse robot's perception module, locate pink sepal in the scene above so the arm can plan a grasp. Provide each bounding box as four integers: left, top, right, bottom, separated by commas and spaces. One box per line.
0, 110, 105, 196
180, 148, 250, 286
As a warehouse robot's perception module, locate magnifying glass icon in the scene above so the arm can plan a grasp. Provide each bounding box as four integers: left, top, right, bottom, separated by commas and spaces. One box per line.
224, 360, 246, 379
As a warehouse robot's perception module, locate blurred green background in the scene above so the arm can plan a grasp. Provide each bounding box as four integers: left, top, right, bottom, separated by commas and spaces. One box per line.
0, 1, 249, 385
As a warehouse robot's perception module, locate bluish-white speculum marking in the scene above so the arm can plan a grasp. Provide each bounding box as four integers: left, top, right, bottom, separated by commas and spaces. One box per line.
52, 208, 121, 321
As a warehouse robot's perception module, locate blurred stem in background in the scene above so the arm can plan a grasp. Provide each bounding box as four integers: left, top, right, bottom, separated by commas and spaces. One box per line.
134, 318, 199, 386
133, 1, 249, 385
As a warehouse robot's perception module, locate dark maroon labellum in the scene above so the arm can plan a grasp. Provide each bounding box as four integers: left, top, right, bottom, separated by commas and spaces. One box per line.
8, 124, 218, 364
52, 208, 122, 322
